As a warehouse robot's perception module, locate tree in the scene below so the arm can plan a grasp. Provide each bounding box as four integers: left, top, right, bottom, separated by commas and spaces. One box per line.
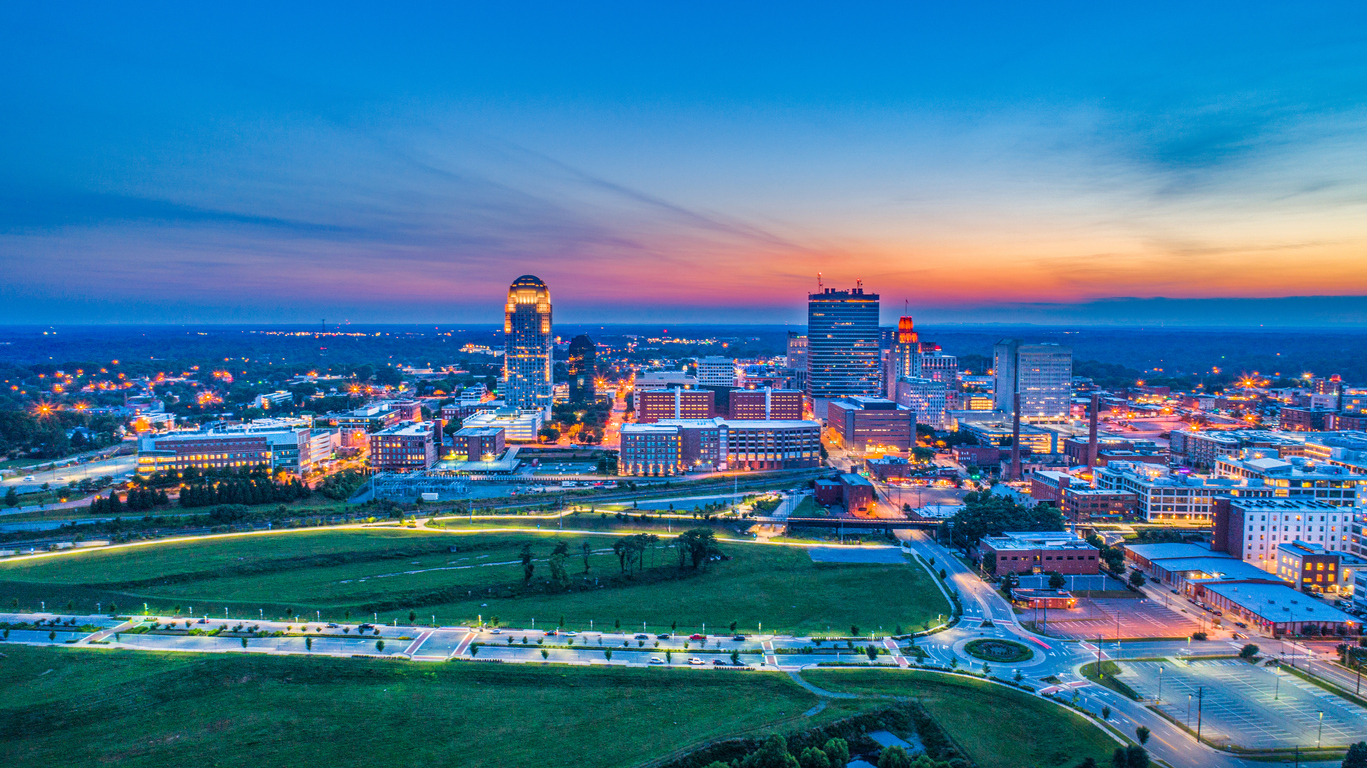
549, 541, 571, 588
738, 735, 799, 768
541, 648, 549, 660
470, 644, 479, 657
376, 639, 385, 652
1048, 571, 1067, 589
676, 528, 722, 570
876, 746, 912, 768
822, 738, 849, 768
1135, 726, 1150, 745
581, 541, 593, 573
1077, 760, 1098, 768
305, 636, 313, 651
241, 637, 248, 648
1112, 745, 1148, 768
1343, 741, 1367, 768
1128, 570, 1146, 587
409, 610, 417, 623
604, 648, 613, 661
865, 644, 878, 661
799, 747, 831, 768
1101, 705, 1111, 720
520, 543, 535, 584
1239, 643, 1260, 660
3, 487, 17, 508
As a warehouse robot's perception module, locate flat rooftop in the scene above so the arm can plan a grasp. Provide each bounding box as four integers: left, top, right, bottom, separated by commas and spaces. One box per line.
1204, 581, 1358, 625
1123, 542, 1213, 561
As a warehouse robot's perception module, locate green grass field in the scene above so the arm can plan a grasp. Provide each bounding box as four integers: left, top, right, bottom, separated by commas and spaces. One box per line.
0, 528, 948, 635
801, 669, 1119, 768
0, 644, 859, 767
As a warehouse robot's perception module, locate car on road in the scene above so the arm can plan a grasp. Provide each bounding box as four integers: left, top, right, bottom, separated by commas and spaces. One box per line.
490, 628, 502, 634
688, 657, 704, 665
326, 623, 339, 628
634, 633, 650, 640
564, 631, 577, 637
656, 633, 670, 640
1232, 632, 1248, 639
544, 630, 558, 636
732, 635, 746, 641
1234, 621, 1248, 628
358, 623, 373, 630
689, 633, 706, 640
649, 656, 664, 665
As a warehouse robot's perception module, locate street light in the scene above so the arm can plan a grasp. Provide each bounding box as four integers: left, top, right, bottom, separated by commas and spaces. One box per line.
1157, 665, 1164, 705
1317, 710, 1324, 749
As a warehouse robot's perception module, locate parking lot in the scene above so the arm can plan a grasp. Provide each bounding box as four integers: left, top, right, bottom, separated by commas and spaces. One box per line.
1117, 658, 1367, 749
1033, 597, 1200, 640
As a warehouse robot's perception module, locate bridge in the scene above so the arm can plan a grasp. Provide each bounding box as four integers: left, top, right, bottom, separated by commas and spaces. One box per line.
750, 514, 946, 533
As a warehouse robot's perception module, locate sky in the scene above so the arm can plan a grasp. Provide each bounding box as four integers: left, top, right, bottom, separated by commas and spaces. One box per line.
2, 3, 1366, 326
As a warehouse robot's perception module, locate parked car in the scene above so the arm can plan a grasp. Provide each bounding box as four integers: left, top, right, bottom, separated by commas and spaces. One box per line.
712, 659, 726, 665
1234, 622, 1248, 628
649, 656, 664, 665
688, 657, 704, 665
656, 633, 671, 640
689, 634, 706, 640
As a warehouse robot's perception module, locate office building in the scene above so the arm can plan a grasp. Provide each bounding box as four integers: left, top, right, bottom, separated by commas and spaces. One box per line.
461, 408, 545, 442
369, 421, 439, 472
1211, 498, 1353, 570
450, 426, 506, 462
785, 332, 808, 391
827, 396, 915, 452
1168, 429, 1304, 471
1213, 455, 1363, 507
1280, 406, 1335, 432
566, 334, 597, 405
894, 376, 949, 430
636, 389, 715, 423
977, 531, 1100, 576
136, 419, 314, 476
503, 275, 553, 417
618, 418, 821, 475
728, 388, 803, 420
1095, 461, 1251, 524
884, 316, 919, 398
696, 356, 739, 388
806, 285, 881, 414
918, 346, 958, 386
993, 340, 1072, 420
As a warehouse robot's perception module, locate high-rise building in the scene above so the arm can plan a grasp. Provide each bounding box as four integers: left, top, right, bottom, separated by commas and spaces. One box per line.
918, 346, 958, 385
895, 376, 949, 430
806, 285, 881, 414
785, 332, 808, 391
696, 356, 739, 388
503, 275, 553, 417
884, 316, 919, 398
566, 334, 597, 405
992, 339, 1071, 420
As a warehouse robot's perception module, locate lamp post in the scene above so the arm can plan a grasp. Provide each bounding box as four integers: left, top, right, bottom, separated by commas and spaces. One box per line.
1186, 693, 1192, 728
1317, 710, 1324, 749
1196, 686, 1204, 743
1157, 665, 1164, 705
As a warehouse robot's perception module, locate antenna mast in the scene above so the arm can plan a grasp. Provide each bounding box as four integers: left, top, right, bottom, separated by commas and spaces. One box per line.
817, 272, 823, 291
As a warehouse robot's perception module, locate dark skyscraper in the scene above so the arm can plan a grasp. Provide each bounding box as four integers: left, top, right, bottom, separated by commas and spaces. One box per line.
503, 275, 553, 416
806, 285, 881, 414
567, 334, 597, 405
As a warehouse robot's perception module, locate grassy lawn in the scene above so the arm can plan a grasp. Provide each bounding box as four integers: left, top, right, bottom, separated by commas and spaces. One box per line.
0, 528, 948, 635
802, 669, 1118, 768
0, 644, 857, 768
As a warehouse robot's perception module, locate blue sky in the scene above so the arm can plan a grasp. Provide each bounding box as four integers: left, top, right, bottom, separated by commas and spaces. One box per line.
2, 3, 1366, 325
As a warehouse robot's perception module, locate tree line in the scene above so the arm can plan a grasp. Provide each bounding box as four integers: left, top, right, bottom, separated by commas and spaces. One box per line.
178, 477, 310, 508
89, 488, 169, 515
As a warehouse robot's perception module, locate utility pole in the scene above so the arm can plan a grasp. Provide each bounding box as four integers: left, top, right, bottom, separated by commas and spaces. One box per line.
1196, 686, 1204, 743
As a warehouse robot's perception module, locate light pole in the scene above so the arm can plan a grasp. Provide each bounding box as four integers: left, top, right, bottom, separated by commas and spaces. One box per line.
1196, 686, 1204, 743
1317, 710, 1324, 749
1157, 665, 1164, 705
1186, 693, 1192, 728
1275, 663, 1280, 700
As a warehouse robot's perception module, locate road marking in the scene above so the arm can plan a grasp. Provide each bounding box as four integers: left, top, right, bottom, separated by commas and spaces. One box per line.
882, 637, 909, 668
403, 630, 432, 656
453, 632, 475, 657
80, 619, 138, 645
762, 640, 776, 667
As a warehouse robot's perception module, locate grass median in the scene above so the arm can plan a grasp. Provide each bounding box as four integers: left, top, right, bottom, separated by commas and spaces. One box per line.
0, 528, 948, 635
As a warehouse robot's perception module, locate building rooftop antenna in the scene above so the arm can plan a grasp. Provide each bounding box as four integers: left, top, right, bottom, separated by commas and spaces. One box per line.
817, 272, 823, 291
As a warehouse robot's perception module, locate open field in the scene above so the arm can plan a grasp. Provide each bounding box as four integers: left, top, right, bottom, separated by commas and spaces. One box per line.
0, 644, 860, 768
801, 669, 1119, 768
0, 528, 948, 635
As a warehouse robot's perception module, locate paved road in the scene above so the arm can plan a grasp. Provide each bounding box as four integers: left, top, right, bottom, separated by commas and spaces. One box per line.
3, 526, 1358, 767
1, 453, 137, 492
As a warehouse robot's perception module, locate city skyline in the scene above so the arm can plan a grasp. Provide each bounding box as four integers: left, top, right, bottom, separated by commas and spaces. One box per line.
3, 5, 1367, 326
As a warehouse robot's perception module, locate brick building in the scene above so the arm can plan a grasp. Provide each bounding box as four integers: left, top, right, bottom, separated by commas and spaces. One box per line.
977, 531, 1100, 575
728, 388, 803, 420
450, 426, 505, 461
826, 396, 914, 452
636, 389, 715, 423
369, 421, 439, 472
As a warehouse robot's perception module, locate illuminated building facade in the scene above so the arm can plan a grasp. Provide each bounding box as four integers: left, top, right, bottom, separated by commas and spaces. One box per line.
728, 388, 803, 420
619, 418, 821, 475
451, 426, 506, 461
992, 340, 1072, 420
369, 421, 439, 472
503, 275, 553, 417
636, 388, 715, 423
696, 356, 739, 388
826, 396, 914, 452
884, 316, 918, 398
806, 286, 881, 413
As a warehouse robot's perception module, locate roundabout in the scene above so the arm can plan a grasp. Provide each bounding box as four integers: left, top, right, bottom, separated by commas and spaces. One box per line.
963, 638, 1034, 664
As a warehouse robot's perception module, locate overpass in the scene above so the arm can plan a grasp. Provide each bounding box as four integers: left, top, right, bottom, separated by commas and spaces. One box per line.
751, 514, 946, 533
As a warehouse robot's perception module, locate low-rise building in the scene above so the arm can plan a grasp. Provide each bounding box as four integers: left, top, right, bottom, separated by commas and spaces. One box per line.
618, 424, 684, 476
728, 388, 803, 420
1060, 488, 1136, 522
461, 408, 545, 442
637, 388, 716, 423
839, 473, 875, 512
1275, 540, 1344, 593
1201, 581, 1359, 635
1169, 429, 1305, 471
369, 421, 439, 472
827, 397, 914, 452
1213, 455, 1363, 507
450, 426, 505, 461
618, 418, 821, 475
978, 531, 1100, 575
137, 419, 312, 476
1211, 498, 1353, 570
